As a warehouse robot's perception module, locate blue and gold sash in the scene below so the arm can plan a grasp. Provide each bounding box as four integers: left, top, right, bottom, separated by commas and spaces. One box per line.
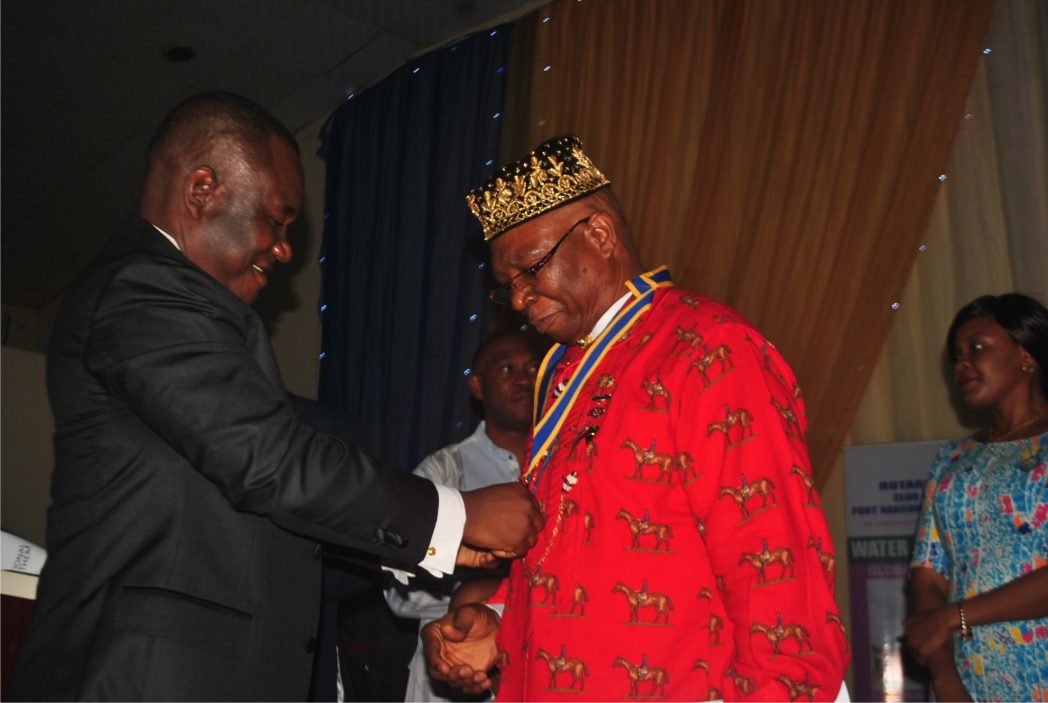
526, 267, 673, 479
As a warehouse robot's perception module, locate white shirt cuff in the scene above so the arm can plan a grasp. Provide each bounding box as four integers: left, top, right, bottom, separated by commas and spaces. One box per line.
418, 483, 465, 576
384, 484, 465, 584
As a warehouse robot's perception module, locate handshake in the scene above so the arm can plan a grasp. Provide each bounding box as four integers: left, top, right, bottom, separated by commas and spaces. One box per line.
425, 482, 539, 696
455, 482, 545, 568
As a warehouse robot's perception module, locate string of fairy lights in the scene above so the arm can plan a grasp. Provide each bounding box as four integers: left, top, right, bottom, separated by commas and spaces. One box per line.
887, 45, 992, 315
316, 4, 984, 430
888, 44, 993, 316
314, 14, 561, 431
451, 15, 560, 429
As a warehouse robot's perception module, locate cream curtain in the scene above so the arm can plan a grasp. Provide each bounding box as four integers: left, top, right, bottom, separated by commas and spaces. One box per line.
822, 3, 1046, 670
852, 0, 1048, 447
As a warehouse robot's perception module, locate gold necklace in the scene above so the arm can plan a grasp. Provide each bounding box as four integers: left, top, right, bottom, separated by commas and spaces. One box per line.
521, 469, 578, 579
988, 412, 1046, 442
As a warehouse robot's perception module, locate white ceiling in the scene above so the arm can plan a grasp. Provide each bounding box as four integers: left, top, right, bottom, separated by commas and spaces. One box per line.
1, 0, 545, 309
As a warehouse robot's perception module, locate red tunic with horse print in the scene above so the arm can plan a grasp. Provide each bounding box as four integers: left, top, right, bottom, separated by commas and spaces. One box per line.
491, 280, 849, 701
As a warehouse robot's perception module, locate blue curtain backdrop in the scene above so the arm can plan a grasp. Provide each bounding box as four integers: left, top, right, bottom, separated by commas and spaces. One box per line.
318, 26, 510, 471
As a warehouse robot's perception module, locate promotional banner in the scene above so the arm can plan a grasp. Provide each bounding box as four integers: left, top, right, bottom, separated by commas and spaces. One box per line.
843, 440, 941, 702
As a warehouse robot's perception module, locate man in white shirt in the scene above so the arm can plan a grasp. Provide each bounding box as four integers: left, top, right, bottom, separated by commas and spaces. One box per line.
386, 333, 539, 701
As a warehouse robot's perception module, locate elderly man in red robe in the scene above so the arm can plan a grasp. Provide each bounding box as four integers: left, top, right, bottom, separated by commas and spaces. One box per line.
423, 136, 849, 701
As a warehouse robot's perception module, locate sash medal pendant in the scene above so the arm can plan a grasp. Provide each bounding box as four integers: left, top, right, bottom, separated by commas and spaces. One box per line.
522, 469, 579, 579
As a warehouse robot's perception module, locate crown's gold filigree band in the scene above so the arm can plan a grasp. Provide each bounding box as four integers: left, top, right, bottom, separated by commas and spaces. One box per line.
466, 135, 610, 241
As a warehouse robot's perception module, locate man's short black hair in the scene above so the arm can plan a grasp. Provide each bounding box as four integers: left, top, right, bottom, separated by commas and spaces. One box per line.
471, 331, 540, 374
148, 91, 299, 164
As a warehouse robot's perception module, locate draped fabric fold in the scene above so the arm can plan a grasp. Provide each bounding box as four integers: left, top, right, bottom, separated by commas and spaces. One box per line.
504, 0, 994, 486
853, 0, 1048, 446
318, 27, 510, 470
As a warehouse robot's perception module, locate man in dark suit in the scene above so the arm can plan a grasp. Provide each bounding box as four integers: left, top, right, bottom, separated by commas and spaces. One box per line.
7, 92, 541, 701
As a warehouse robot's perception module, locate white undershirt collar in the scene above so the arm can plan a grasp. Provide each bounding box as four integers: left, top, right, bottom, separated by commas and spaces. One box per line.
581, 291, 631, 345
152, 224, 181, 252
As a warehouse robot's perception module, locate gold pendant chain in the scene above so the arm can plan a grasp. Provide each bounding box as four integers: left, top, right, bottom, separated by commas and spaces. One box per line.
521, 469, 578, 579
521, 491, 567, 579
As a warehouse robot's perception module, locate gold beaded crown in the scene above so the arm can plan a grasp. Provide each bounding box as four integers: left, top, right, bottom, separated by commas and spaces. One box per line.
466, 135, 611, 241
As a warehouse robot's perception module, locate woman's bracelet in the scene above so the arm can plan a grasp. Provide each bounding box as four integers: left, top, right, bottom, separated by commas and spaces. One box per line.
957, 602, 974, 641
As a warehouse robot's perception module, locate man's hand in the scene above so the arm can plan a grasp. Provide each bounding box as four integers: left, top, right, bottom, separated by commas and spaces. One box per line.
422, 603, 500, 694
456, 544, 499, 569
461, 482, 543, 557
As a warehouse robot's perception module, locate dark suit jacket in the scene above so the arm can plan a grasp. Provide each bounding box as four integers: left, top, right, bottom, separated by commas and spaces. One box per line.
8, 216, 439, 701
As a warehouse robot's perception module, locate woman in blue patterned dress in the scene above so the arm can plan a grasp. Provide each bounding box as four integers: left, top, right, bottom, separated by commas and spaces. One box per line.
907, 293, 1048, 702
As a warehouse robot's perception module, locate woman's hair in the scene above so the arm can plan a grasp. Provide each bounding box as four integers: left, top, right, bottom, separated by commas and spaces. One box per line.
947, 293, 1048, 398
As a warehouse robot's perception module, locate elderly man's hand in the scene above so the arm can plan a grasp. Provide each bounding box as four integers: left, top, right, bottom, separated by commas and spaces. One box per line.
422, 603, 500, 694
461, 482, 543, 557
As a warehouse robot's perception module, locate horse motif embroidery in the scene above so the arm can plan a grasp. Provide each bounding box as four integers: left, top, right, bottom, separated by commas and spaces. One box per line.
527, 567, 559, 606
551, 583, 590, 619
777, 673, 820, 701
671, 325, 704, 357
691, 343, 734, 388
697, 587, 712, 601
628, 333, 653, 349
706, 405, 753, 447
739, 538, 795, 584
725, 666, 757, 695
826, 610, 846, 634
616, 507, 673, 551
750, 612, 813, 654
613, 656, 669, 698
570, 585, 588, 616
623, 328, 654, 350
746, 333, 790, 390
718, 473, 777, 519
621, 439, 674, 483
569, 424, 600, 469
771, 397, 802, 439
708, 613, 723, 644
560, 496, 582, 537
674, 451, 699, 484
535, 647, 589, 692
680, 295, 700, 308
612, 581, 674, 625
691, 659, 719, 701
790, 465, 817, 505
640, 376, 671, 412
807, 536, 836, 585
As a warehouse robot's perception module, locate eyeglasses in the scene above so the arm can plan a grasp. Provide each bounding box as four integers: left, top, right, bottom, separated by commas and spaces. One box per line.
489, 216, 591, 305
